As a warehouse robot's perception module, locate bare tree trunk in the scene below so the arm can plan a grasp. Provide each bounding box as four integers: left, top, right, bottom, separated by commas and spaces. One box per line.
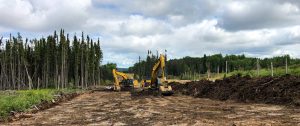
37, 77, 40, 89
56, 64, 59, 89
285, 56, 288, 74
0, 62, 2, 90
46, 58, 49, 88
61, 46, 64, 89
3, 57, 8, 89
225, 61, 228, 74
85, 63, 88, 89
93, 67, 95, 86
11, 52, 15, 89
65, 59, 68, 88
18, 50, 21, 90
85, 44, 88, 89
217, 65, 220, 75
24, 60, 32, 90
256, 59, 260, 76
81, 47, 84, 89
271, 62, 274, 77
99, 66, 101, 85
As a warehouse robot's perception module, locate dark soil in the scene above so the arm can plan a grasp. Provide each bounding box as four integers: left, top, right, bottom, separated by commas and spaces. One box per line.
170, 74, 300, 106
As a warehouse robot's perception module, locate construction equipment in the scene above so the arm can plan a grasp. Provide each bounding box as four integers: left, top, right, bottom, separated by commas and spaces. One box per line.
112, 69, 138, 91
138, 54, 173, 95
150, 54, 173, 95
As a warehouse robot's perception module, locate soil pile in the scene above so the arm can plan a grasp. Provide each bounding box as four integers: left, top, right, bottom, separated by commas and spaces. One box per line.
171, 74, 300, 106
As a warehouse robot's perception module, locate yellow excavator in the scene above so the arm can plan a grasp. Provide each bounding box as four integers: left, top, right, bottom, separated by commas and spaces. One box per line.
135, 54, 173, 95
112, 69, 139, 91
150, 54, 173, 95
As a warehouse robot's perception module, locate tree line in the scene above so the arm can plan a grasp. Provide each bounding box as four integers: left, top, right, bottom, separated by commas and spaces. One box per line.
129, 53, 300, 78
0, 30, 102, 90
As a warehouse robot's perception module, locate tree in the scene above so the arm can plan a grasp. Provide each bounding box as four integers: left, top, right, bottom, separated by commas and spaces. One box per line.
0, 30, 103, 90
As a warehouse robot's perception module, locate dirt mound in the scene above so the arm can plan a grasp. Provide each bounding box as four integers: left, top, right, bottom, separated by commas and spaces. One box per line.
171, 75, 300, 106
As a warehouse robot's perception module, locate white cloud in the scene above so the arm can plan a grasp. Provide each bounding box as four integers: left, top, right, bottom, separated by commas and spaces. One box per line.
0, 0, 91, 31
118, 15, 171, 36
221, 0, 300, 30
0, 0, 300, 67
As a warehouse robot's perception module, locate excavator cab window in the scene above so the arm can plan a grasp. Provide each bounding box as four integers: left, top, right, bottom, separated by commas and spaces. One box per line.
156, 78, 161, 87
121, 79, 133, 87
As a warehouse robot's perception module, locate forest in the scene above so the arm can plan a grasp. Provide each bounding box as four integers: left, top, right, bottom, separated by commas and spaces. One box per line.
0, 30, 102, 90
129, 52, 300, 79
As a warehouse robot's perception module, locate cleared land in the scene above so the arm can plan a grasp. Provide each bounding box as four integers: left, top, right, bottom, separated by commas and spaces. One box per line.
4, 91, 300, 126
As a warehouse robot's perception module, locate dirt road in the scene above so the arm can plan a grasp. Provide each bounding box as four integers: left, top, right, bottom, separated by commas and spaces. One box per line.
6, 91, 300, 125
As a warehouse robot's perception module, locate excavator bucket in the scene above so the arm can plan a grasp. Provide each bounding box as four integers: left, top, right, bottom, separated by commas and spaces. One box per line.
159, 85, 173, 96
114, 85, 121, 91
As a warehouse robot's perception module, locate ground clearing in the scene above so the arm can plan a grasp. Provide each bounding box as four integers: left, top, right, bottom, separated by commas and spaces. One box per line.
4, 91, 300, 125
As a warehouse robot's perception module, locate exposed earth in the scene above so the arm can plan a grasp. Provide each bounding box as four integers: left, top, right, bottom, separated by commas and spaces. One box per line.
4, 91, 300, 126
171, 74, 300, 106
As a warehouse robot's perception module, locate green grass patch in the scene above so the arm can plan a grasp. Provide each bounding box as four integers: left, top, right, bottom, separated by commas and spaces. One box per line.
168, 65, 300, 81
228, 65, 300, 77
0, 89, 78, 120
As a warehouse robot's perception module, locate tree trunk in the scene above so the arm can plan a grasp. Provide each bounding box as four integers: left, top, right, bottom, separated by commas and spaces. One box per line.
81, 46, 84, 89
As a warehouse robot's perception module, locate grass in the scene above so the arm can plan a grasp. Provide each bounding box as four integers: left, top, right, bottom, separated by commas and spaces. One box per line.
0, 89, 78, 120
168, 65, 300, 81
227, 65, 300, 77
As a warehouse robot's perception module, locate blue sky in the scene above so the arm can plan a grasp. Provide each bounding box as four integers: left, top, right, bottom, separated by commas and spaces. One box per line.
1, 0, 300, 68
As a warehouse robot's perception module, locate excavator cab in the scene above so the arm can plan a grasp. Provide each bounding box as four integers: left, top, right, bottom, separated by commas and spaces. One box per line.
120, 79, 134, 89
121, 79, 133, 87
112, 69, 136, 91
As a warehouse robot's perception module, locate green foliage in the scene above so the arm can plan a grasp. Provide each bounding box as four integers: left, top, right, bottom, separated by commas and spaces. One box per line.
228, 65, 300, 77
0, 89, 78, 120
0, 90, 53, 119
100, 63, 117, 82
0, 30, 103, 90
129, 53, 300, 79
128, 54, 158, 80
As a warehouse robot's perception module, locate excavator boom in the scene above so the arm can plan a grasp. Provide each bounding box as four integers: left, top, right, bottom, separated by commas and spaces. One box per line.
149, 54, 173, 95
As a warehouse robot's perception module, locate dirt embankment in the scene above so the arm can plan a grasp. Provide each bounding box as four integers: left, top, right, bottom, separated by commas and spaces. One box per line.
171, 74, 300, 106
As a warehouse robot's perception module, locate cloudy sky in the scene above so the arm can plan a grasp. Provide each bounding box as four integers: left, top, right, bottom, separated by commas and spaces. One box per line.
1, 0, 300, 67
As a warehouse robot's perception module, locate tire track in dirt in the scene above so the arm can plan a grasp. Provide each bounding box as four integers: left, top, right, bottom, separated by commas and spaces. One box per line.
4, 91, 300, 125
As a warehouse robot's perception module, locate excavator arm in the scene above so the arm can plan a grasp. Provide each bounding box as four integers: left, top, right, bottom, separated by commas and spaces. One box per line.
150, 54, 166, 86
113, 69, 129, 91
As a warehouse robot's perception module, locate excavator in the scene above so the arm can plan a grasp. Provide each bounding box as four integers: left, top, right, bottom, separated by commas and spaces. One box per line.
134, 54, 173, 96
149, 54, 173, 95
112, 69, 139, 91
